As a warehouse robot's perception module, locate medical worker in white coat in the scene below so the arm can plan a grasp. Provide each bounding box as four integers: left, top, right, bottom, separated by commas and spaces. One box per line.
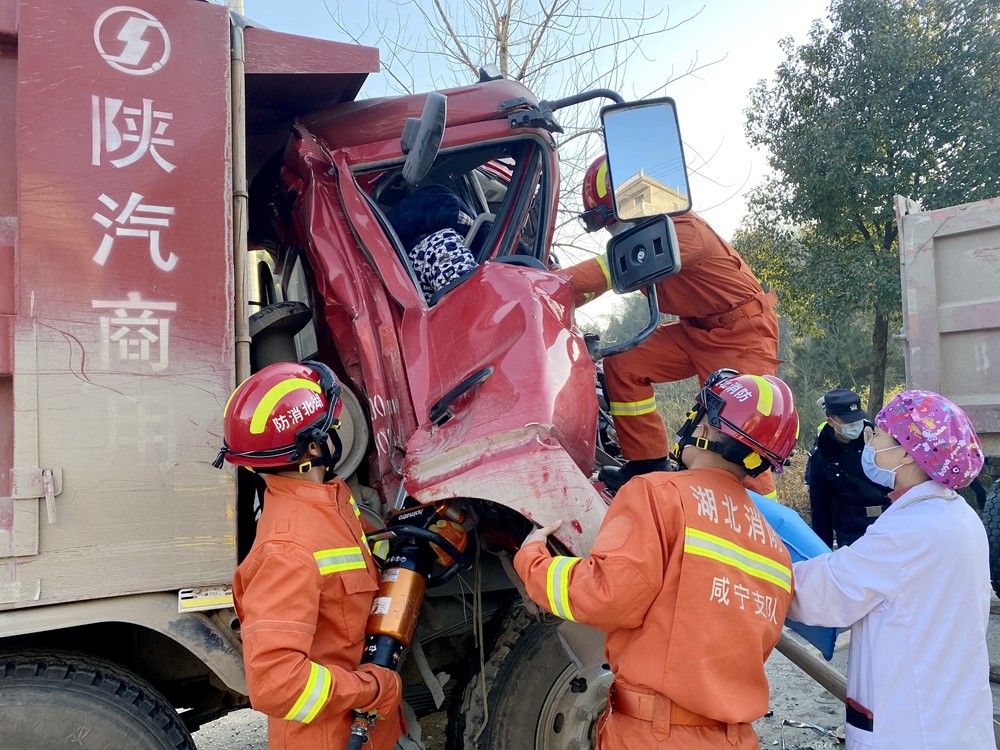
788, 389, 992, 750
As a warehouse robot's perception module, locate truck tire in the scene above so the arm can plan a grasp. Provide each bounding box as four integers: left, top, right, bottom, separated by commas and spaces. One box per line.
0, 650, 195, 749
984, 480, 1000, 597
447, 606, 611, 750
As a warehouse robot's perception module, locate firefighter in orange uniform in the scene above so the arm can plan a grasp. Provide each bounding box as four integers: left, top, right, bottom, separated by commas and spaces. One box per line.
215, 360, 404, 750
564, 156, 780, 496
514, 370, 798, 749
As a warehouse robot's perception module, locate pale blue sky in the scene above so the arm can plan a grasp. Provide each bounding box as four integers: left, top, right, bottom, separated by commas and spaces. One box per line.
239, 0, 830, 240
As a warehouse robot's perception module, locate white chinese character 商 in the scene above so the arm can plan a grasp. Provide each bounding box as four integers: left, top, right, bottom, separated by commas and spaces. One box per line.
92, 291, 176, 371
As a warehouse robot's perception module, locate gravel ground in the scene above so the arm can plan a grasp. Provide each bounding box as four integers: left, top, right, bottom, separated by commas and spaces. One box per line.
192, 633, 850, 750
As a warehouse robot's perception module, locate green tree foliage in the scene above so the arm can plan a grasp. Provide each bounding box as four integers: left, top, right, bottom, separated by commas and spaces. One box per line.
740, 0, 1000, 412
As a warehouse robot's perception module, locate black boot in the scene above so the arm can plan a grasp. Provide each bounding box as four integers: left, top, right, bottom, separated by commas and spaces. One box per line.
598, 456, 670, 494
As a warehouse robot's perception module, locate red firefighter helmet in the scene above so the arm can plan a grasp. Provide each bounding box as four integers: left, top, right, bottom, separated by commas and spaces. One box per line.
695, 370, 800, 475
213, 360, 343, 470
579, 155, 616, 233
671, 369, 799, 477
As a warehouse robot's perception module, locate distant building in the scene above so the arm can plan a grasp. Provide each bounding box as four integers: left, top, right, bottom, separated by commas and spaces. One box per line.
616, 170, 688, 218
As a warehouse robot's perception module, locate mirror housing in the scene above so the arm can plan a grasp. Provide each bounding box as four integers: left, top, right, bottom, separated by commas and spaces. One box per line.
606, 215, 681, 294
601, 97, 691, 222
401, 92, 447, 186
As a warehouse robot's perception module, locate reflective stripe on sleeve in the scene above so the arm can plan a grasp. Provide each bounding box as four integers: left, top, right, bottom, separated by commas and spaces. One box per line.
609, 397, 658, 417
283, 661, 332, 723
596, 255, 612, 289
314, 547, 367, 575
545, 556, 582, 621
348, 496, 369, 546
683, 527, 791, 592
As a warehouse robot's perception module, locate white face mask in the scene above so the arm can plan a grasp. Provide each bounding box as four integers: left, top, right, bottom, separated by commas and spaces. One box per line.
835, 419, 866, 441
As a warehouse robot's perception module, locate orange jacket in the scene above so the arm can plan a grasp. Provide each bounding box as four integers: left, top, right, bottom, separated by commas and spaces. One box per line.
562, 212, 768, 318
233, 474, 403, 750
513, 468, 792, 723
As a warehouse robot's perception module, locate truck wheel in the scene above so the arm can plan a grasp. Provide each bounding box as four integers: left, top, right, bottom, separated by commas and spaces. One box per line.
0, 650, 195, 749
447, 606, 611, 749
984, 480, 1000, 597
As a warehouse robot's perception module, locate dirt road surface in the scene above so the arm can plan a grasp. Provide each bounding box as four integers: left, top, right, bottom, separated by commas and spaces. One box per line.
195, 597, 1000, 749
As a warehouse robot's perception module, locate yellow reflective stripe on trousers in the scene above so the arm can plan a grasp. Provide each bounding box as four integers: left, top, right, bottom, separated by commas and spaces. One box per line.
683, 527, 791, 592
609, 396, 658, 417
546, 556, 581, 621
596, 255, 612, 289
314, 547, 367, 574
284, 661, 331, 723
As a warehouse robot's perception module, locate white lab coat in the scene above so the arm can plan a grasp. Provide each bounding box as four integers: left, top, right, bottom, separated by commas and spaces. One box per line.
788, 480, 994, 750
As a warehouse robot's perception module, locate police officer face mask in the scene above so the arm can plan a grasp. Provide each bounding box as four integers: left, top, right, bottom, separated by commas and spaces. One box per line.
835, 419, 866, 441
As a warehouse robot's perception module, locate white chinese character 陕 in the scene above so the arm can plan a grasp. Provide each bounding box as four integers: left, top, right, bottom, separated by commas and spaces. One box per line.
92, 192, 178, 271
92, 96, 176, 172
92, 291, 176, 371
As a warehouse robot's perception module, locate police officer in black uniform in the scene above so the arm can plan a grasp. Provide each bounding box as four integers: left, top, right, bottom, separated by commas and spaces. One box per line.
806, 388, 891, 548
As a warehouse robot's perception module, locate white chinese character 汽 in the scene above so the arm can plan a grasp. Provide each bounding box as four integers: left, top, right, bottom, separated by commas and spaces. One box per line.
690, 484, 718, 524
92, 96, 176, 172
92, 291, 176, 371
92, 192, 178, 271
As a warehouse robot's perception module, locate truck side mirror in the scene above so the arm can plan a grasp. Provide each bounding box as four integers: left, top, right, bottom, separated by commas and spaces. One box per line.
601, 97, 691, 222
401, 92, 447, 186
606, 215, 681, 294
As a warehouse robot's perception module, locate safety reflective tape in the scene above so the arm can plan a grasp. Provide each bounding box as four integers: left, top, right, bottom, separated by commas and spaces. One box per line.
347, 497, 368, 546
372, 540, 390, 560
546, 556, 581, 621
609, 397, 658, 417
683, 527, 791, 592
596, 255, 612, 289
745, 375, 774, 417
250, 378, 322, 434
595, 160, 610, 198
314, 547, 367, 575
284, 661, 332, 723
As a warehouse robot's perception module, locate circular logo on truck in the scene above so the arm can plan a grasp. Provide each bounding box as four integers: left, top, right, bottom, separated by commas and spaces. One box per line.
93, 6, 171, 76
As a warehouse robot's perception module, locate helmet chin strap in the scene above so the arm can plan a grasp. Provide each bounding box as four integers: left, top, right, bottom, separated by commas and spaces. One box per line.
670, 407, 768, 477
670, 407, 706, 471
297, 426, 344, 478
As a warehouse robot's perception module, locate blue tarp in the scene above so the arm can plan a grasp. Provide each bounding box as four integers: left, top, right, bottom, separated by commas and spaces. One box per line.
748, 490, 839, 661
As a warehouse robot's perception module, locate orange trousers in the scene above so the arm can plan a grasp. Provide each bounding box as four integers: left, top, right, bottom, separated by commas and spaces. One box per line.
604, 315, 780, 495
597, 711, 760, 749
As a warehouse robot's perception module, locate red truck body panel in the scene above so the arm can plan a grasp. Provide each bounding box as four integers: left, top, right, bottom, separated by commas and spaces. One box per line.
0, 0, 377, 609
